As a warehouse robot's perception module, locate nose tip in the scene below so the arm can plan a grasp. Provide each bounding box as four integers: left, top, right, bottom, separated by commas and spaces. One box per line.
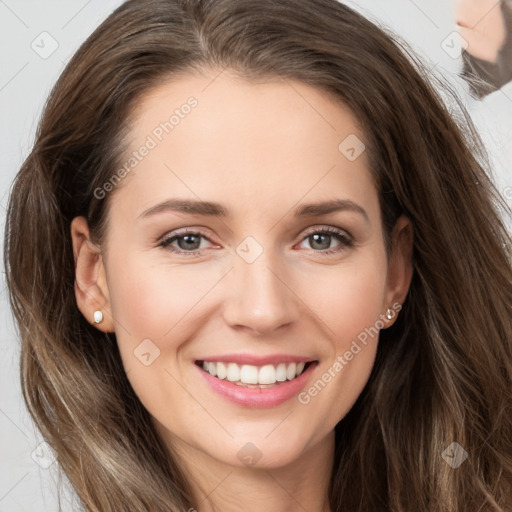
222, 259, 299, 336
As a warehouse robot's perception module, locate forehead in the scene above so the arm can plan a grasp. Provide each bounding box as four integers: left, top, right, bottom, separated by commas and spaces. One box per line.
110, 69, 378, 223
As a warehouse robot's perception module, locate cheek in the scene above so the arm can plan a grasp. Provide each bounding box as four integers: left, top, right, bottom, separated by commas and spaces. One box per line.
107, 255, 219, 341
293, 254, 387, 426
106, 253, 228, 409
105, 255, 211, 418
334, 269, 385, 342
298, 254, 387, 344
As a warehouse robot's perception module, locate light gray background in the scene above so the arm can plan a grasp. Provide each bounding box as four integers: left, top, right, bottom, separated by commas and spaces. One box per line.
1, 1, 511, 510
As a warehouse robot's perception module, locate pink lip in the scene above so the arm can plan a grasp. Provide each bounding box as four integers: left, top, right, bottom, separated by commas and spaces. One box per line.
195, 360, 318, 408
198, 353, 314, 366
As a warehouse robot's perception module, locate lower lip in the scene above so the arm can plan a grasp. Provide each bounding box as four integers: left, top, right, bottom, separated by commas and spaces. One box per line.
195, 361, 318, 408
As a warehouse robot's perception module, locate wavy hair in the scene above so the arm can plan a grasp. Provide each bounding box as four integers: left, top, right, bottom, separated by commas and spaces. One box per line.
4, 0, 512, 510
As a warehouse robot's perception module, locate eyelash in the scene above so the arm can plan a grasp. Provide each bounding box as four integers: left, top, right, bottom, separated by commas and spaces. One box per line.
157, 226, 354, 257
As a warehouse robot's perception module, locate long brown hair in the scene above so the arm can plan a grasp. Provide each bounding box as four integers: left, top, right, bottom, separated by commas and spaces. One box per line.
4, 0, 512, 510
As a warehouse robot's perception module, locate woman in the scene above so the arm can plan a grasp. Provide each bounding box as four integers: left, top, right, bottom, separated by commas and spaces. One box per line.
4, 0, 512, 510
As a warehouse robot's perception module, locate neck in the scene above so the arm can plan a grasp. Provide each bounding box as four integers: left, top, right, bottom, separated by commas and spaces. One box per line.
167, 430, 335, 512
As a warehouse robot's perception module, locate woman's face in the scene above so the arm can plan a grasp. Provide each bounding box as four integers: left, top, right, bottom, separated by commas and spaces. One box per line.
72, 70, 412, 471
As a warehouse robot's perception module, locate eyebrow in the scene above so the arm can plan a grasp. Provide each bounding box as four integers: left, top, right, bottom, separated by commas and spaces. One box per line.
138, 198, 370, 224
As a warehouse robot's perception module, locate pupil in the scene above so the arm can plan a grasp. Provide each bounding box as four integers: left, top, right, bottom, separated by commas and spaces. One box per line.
311, 233, 330, 250
179, 235, 200, 250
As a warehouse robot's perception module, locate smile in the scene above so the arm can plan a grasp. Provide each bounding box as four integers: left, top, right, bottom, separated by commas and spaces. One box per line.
194, 356, 319, 408
196, 360, 311, 387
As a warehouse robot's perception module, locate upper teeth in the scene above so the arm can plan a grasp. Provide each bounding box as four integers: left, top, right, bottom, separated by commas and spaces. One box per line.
202, 361, 307, 385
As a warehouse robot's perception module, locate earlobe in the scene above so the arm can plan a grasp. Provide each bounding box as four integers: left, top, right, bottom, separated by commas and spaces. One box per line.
70, 216, 115, 332
383, 215, 414, 328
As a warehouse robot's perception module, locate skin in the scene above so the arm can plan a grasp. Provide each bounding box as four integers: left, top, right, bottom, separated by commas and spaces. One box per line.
71, 70, 413, 512
455, 0, 507, 62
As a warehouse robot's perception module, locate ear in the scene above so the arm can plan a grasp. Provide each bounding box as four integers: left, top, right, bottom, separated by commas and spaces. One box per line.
70, 216, 115, 332
382, 215, 413, 328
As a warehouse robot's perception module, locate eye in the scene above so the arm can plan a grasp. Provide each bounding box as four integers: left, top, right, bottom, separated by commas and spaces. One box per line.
297, 227, 353, 255
157, 226, 353, 257
158, 230, 216, 256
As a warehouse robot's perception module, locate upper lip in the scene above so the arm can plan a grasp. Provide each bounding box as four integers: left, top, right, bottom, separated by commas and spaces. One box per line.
197, 353, 317, 366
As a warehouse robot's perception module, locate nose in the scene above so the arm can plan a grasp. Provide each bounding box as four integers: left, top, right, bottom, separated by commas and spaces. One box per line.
222, 252, 300, 336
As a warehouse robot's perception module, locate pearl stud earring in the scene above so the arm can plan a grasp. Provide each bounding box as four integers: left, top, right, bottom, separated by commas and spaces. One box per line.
386, 308, 394, 320
93, 310, 103, 324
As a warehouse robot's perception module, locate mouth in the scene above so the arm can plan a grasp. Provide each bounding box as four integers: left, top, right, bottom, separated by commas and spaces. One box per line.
194, 359, 315, 388
194, 355, 319, 408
